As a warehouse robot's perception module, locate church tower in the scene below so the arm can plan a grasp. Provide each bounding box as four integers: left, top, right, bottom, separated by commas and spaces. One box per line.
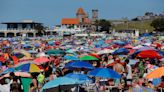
92, 9, 98, 23
76, 7, 86, 23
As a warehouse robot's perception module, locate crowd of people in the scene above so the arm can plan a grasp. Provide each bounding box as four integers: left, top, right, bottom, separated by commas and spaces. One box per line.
0, 34, 164, 92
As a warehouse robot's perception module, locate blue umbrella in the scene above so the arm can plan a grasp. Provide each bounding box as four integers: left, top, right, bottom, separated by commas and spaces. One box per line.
113, 40, 128, 46
141, 33, 152, 37
34, 44, 40, 47
0, 68, 15, 75
64, 55, 79, 60
23, 44, 32, 48
158, 50, 164, 57
48, 41, 54, 45
88, 68, 121, 79
27, 50, 37, 54
65, 61, 94, 69
112, 48, 129, 55
65, 73, 92, 83
41, 77, 79, 90
0, 62, 2, 68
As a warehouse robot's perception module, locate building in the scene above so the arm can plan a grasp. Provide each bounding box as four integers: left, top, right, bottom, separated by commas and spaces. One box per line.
61, 7, 94, 28
0, 20, 54, 37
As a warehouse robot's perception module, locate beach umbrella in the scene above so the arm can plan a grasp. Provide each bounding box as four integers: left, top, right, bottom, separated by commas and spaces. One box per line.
65, 61, 94, 69
65, 73, 92, 83
141, 33, 152, 37
21, 78, 32, 92
146, 67, 164, 79
80, 55, 99, 61
97, 49, 114, 55
112, 48, 129, 55
88, 53, 101, 59
36, 52, 49, 57
88, 68, 121, 79
13, 53, 25, 59
113, 40, 128, 46
0, 68, 15, 75
23, 44, 33, 48
45, 49, 65, 55
13, 50, 31, 58
34, 57, 50, 64
15, 63, 40, 73
41, 77, 79, 92
0, 72, 31, 80
137, 50, 162, 59
19, 57, 34, 61
27, 50, 38, 54
48, 41, 55, 45
124, 44, 133, 49
64, 55, 79, 60
0, 62, 2, 68
0, 57, 6, 62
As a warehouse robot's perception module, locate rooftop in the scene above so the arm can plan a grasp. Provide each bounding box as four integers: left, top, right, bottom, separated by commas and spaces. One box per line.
61, 18, 80, 25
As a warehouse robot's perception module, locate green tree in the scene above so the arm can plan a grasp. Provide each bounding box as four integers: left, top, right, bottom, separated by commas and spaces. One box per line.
34, 24, 46, 36
151, 18, 164, 31
95, 19, 111, 33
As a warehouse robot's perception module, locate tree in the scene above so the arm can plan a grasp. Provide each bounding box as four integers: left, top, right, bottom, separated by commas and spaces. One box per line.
34, 24, 46, 36
95, 19, 111, 33
151, 18, 164, 31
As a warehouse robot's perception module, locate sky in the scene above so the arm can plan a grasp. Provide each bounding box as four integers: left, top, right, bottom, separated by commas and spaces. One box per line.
0, 0, 164, 27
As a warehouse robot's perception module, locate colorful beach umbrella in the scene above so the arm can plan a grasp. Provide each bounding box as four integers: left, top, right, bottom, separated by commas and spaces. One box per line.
88, 68, 121, 79
15, 63, 40, 73
88, 53, 100, 59
0, 68, 15, 75
80, 55, 99, 61
146, 67, 164, 79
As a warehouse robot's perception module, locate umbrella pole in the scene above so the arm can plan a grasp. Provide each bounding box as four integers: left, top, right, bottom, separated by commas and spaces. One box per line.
77, 85, 79, 92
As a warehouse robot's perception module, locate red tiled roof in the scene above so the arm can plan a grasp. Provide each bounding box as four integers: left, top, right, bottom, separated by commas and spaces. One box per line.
61, 18, 80, 25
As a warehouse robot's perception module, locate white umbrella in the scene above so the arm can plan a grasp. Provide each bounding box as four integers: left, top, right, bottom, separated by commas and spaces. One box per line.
36, 52, 49, 57
97, 49, 114, 54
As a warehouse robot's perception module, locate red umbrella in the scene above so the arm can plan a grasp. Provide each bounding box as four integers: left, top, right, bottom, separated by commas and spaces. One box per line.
129, 49, 136, 55
0, 57, 6, 62
124, 44, 133, 49
137, 50, 162, 59
34, 57, 50, 64
105, 39, 112, 43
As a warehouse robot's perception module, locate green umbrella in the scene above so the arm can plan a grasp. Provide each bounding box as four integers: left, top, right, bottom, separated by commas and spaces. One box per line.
45, 49, 65, 55
21, 78, 32, 92
80, 55, 99, 61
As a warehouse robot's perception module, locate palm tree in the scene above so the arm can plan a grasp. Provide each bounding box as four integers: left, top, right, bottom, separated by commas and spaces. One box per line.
34, 24, 46, 36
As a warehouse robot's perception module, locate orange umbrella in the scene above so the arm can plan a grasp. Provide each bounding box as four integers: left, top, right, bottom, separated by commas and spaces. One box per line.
146, 67, 164, 79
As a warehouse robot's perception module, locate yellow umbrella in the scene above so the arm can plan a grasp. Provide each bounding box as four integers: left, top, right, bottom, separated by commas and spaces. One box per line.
146, 67, 164, 79
19, 56, 34, 61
